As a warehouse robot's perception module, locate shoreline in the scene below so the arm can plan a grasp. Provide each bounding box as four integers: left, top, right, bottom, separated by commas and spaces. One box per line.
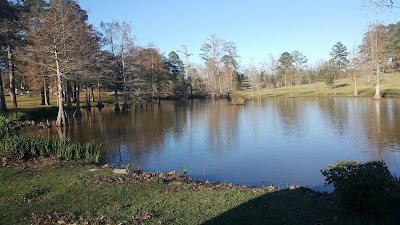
0, 157, 392, 224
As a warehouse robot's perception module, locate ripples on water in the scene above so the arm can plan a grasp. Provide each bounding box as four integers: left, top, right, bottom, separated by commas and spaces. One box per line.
27, 97, 400, 189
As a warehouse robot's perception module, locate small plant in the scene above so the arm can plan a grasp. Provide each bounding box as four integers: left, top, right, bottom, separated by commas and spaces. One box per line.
7, 112, 30, 121
321, 160, 400, 218
180, 164, 190, 177
153, 178, 165, 185
230, 96, 245, 105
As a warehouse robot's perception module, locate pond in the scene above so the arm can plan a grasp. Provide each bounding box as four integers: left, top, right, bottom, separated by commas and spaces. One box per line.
27, 97, 400, 190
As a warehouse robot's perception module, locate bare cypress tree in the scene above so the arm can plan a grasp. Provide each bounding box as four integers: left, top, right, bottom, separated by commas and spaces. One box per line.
178, 45, 193, 96
27, 0, 98, 126
349, 44, 361, 97
360, 23, 388, 100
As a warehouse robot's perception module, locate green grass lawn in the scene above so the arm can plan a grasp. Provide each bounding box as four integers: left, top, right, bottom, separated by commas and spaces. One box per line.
236, 73, 400, 99
0, 162, 384, 225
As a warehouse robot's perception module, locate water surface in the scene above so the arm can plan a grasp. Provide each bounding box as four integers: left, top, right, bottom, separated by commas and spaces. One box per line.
27, 98, 400, 189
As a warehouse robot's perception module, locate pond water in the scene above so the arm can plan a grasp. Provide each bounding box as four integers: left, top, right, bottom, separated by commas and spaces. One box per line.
27, 97, 400, 190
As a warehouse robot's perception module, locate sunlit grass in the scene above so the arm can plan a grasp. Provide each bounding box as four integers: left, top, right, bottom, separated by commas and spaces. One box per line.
237, 73, 400, 98
0, 164, 380, 225
2, 91, 115, 111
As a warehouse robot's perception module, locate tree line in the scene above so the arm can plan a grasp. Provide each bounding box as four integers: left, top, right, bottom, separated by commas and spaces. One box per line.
1, 0, 400, 126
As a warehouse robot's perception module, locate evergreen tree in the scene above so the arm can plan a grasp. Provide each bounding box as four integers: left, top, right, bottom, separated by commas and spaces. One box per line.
330, 42, 350, 78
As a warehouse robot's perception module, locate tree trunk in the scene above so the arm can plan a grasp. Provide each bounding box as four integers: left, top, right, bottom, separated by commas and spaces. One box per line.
46, 88, 50, 105
7, 44, 17, 108
41, 87, 45, 105
373, 62, 381, 100
114, 88, 120, 111
74, 82, 82, 117
55, 51, 68, 127
218, 75, 222, 95
0, 70, 8, 112
91, 87, 95, 102
290, 71, 293, 97
42, 79, 50, 106
122, 99, 129, 110
353, 71, 358, 97
373, 31, 381, 100
96, 78, 104, 108
73, 81, 77, 103
85, 83, 91, 108
284, 72, 287, 87
44, 78, 49, 105
66, 80, 73, 110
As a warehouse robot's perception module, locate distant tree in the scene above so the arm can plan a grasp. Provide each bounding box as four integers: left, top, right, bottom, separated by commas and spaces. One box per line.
291, 50, 308, 85
177, 45, 192, 96
266, 54, 279, 88
360, 23, 389, 99
278, 52, 295, 96
320, 59, 337, 89
330, 42, 350, 79
100, 21, 123, 110
221, 41, 239, 94
95, 50, 115, 107
200, 34, 225, 95
167, 50, 185, 96
133, 45, 168, 100
349, 44, 362, 96
386, 22, 400, 69
244, 60, 261, 94
278, 52, 293, 87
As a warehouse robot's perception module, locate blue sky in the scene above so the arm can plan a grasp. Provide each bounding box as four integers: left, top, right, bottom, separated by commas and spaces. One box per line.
77, 0, 398, 67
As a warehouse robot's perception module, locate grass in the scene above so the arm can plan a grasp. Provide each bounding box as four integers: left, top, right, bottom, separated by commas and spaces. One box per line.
236, 73, 400, 99
0, 163, 385, 225
0, 136, 101, 163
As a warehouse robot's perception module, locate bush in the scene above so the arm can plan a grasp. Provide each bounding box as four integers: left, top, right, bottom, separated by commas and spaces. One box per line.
321, 160, 400, 217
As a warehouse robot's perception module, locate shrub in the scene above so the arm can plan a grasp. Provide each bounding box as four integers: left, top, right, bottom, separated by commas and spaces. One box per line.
321, 160, 400, 217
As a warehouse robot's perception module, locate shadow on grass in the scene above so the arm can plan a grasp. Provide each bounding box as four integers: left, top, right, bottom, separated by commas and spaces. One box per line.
333, 83, 349, 89
201, 189, 377, 225
26, 106, 59, 120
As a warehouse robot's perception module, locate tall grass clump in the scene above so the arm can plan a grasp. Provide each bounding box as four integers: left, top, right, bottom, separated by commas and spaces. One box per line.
0, 116, 101, 164
0, 136, 101, 164
0, 116, 13, 140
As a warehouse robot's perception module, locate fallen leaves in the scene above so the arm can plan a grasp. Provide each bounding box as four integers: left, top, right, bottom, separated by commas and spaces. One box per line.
31, 211, 113, 225
31, 210, 154, 225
